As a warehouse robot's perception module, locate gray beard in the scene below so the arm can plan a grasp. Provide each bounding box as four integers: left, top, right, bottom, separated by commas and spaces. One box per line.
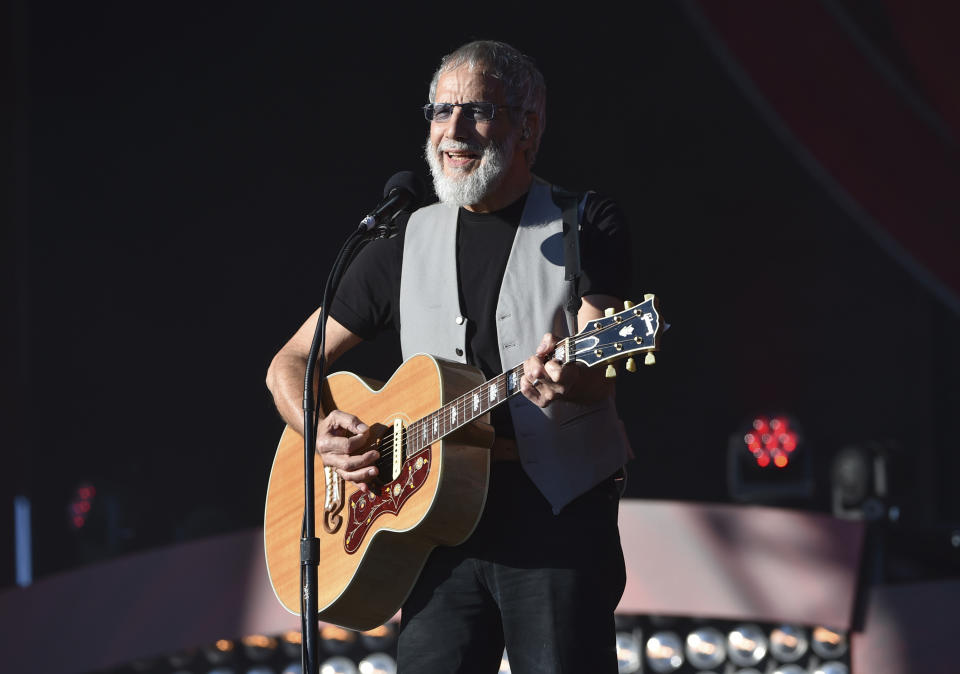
424, 136, 514, 208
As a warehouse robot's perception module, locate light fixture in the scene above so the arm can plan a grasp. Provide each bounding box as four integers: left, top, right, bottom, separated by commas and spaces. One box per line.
768, 625, 808, 663
728, 414, 813, 505
320, 656, 359, 674
358, 652, 396, 674
616, 630, 642, 673
811, 626, 848, 659
645, 631, 684, 672
320, 624, 357, 655
772, 665, 806, 674
359, 623, 397, 652
684, 626, 726, 669
813, 663, 849, 674
727, 624, 767, 667
241, 634, 278, 662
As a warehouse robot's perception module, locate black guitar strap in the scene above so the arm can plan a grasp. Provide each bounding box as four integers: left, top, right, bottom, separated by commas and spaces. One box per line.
551, 185, 583, 336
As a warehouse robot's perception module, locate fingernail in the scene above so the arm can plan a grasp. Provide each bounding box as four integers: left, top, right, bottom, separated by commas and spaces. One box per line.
367, 468, 376, 476
357, 423, 369, 432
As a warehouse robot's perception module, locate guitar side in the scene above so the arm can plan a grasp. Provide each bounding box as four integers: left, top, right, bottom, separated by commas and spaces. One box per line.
263, 353, 494, 630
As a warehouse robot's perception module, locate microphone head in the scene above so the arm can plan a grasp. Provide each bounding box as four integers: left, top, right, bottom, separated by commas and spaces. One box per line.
383, 170, 426, 210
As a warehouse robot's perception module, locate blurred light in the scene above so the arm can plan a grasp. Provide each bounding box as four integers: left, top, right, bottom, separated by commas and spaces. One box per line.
685, 626, 726, 669
67, 482, 97, 530
732, 670, 762, 674
246, 668, 274, 674
646, 631, 684, 672
282, 664, 302, 674
743, 416, 798, 469
811, 626, 848, 659
360, 623, 397, 652
616, 631, 642, 673
242, 635, 278, 662
813, 663, 849, 674
14, 495, 33, 586
769, 625, 808, 662
358, 652, 397, 674
727, 624, 767, 667
773, 666, 806, 674
204, 640, 236, 666
320, 657, 359, 674
281, 631, 302, 659
499, 649, 511, 674
207, 669, 237, 674
321, 624, 358, 655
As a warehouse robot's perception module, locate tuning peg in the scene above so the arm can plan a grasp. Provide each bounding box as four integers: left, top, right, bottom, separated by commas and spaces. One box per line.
625, 357, 637, 372
604, 307, 615, 317
643, 293, 654, 301
644, 353, 656, 366
605, 364, 617, 378
623, 300, 634, 310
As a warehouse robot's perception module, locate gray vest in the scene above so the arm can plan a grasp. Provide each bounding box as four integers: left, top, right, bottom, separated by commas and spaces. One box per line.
399, 178, 631, 512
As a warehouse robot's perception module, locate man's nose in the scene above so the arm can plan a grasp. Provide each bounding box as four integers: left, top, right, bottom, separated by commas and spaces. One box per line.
444, 107, 472, 139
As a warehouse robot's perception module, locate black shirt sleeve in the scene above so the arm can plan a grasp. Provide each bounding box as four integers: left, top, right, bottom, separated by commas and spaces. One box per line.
328, 213, 408, 340
578, 192, 634, 301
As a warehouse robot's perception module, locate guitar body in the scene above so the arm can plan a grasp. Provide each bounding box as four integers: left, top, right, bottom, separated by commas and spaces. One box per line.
263, 353, 494, 631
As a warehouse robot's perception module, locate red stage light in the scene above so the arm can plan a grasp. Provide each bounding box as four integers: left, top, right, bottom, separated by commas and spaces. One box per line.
742, 416, 799, 470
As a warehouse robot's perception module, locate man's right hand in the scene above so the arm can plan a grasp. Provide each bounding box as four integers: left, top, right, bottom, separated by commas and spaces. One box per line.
317, 410, 379, 493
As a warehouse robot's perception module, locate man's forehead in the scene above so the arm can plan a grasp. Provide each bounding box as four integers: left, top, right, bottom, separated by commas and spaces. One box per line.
435, 65, 505, 102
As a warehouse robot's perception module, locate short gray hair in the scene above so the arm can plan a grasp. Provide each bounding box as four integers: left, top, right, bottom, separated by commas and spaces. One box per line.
428, 40, 546, 166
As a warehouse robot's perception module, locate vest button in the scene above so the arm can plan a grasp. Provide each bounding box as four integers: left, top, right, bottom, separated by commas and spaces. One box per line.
455, 347, 464, 356
455, 315, 465, 325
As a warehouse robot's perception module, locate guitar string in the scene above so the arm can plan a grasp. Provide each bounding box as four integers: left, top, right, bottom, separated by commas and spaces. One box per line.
334, 312, 653, 473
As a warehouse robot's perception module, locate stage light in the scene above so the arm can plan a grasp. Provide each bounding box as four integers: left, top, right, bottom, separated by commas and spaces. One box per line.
241, 635, 277, 662
281, 630, 302, 660
813, 663, 849, 674
282, 664, 302, 674
831, 444, 889, 520
645, 631, 684, 672
768, 624, 807, 662
358, 652, 396, 674
811, 626, 848, 659
204, 639, 236, 666
616, 630, 642, 672
685, 626, 726, 669
772, 665, 806, 674
320, 624, 357, 655
726, 624, 767, 667
246, 667, 274, 674
320, 656, 359, 674
728, 414, 813, 505
359, 623, 396, 652
67, 481, 97, 530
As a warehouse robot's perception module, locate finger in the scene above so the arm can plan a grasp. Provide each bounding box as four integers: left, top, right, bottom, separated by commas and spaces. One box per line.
535, 333, 556, 357
336, 464, 379, 485
326, 410, 369, 435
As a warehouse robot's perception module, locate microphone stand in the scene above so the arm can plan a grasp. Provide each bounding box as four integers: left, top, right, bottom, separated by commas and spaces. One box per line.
299, 218, 396, 674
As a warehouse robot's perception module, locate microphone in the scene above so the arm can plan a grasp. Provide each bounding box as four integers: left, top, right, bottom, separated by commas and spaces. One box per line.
359, 171, 425, 232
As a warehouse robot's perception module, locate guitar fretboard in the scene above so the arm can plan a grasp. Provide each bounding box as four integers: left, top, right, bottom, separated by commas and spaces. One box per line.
404, 339, 570, 459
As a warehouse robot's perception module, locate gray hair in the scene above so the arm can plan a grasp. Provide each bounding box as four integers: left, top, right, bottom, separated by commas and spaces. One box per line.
427, 40, 546, 166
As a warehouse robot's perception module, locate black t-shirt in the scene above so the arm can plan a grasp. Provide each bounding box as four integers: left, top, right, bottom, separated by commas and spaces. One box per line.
330, 190, 633, 437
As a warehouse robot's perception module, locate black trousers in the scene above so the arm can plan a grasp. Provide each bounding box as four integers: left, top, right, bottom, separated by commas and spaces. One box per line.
397, 462, 626, 674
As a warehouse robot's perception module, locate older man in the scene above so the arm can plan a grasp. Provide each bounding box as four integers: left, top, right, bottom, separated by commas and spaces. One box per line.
267, 40, 633, 673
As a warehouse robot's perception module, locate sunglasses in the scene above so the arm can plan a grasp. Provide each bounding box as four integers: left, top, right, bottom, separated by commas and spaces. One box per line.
422, 102, 519, 123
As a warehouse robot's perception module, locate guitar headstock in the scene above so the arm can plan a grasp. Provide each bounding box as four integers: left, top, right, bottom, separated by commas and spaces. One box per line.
568, 295, 662, 372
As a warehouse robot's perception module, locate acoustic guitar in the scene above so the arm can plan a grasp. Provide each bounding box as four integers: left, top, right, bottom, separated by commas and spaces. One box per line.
263, 296, 662, 630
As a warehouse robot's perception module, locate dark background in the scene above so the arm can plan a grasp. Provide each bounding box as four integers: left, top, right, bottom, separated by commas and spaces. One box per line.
4, 1, 958, 587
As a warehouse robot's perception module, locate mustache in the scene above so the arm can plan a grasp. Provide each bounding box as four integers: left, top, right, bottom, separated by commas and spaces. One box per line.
436, 139, 485, 154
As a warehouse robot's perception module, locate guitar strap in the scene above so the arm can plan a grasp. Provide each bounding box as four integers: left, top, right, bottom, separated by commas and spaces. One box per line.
550, 185, 583, 336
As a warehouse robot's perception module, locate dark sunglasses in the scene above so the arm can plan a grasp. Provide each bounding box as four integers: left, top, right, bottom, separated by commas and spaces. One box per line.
422, 102, 518, 123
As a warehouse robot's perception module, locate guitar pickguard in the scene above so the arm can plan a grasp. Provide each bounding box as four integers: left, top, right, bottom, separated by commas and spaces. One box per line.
343, 450, 431, 554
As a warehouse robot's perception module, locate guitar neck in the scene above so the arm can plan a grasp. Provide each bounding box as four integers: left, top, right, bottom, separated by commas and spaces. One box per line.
404, 337, 572, 457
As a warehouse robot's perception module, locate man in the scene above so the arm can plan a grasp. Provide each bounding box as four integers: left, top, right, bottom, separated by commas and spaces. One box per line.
267, 40, 633, 673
